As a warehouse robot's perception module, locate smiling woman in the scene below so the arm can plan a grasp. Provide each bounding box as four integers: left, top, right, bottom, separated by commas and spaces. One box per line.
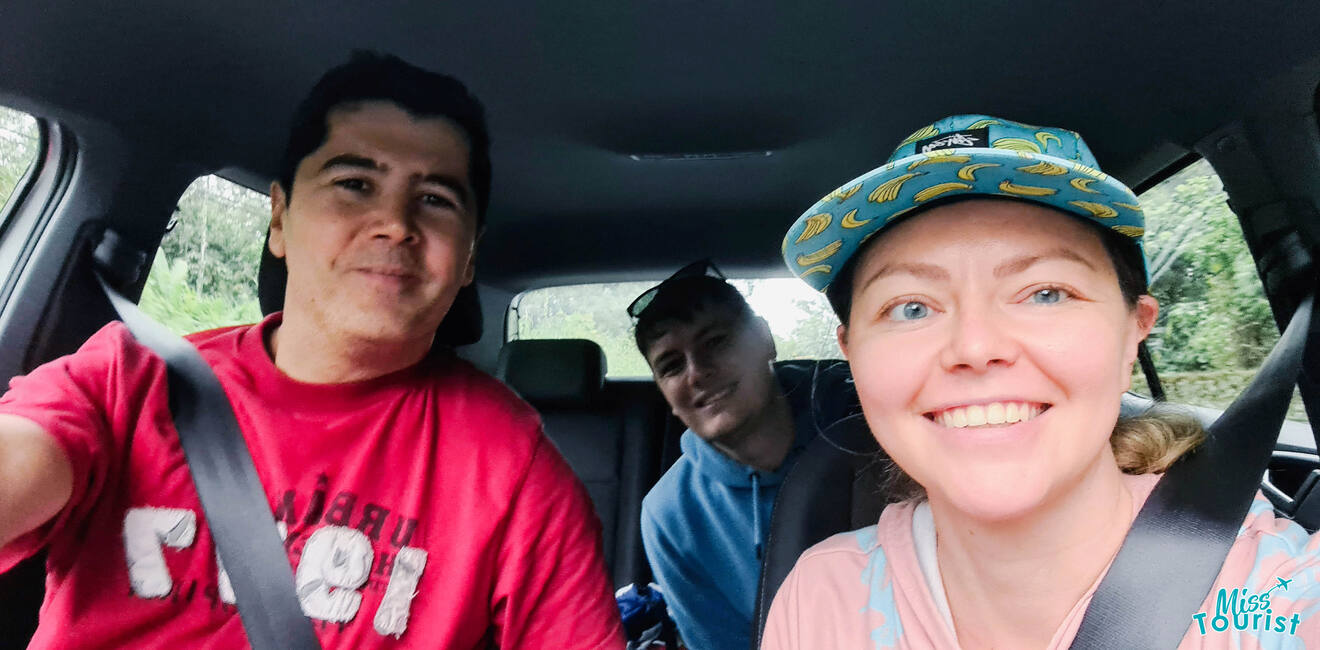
761, 115, 1320, 649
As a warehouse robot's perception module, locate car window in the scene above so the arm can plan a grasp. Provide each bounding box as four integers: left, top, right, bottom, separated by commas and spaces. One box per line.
138, 175, 268, 334
0, 106, 41, 217
1133, 158, 1307, 422
510, 279, 839, 378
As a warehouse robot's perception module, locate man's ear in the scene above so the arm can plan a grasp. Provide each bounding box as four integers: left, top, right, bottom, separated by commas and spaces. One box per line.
836, 324, 850, 360
753, 316, 777, 361
268, 181, 288, 259
460, 229, 479, 287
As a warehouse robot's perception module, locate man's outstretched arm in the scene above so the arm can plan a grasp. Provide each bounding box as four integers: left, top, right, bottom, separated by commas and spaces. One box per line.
0, 414, 73, 551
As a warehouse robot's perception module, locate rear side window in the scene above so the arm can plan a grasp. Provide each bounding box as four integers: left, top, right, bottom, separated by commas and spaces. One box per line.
139, 175, 268, 334
0, 106, 41, 214
510, 279, 839, 378
1134, 159, 1305, 421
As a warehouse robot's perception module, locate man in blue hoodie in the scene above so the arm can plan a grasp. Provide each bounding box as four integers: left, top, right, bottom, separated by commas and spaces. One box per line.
629, 260, 856, 650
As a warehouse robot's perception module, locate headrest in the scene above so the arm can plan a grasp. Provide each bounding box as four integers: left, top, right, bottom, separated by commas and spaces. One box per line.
257, 232, 483, 346
496, 339, 607, 407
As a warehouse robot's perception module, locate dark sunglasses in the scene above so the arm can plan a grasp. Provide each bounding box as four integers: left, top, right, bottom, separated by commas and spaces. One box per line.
626, 259, 727, 319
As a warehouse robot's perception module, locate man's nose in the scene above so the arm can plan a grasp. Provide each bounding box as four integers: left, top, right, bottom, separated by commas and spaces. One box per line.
684, 353, 717, 388
367, 190, 420, 244
938, 301, 1020, 373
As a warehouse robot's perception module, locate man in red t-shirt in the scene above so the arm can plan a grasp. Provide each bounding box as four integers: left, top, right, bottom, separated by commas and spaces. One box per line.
0, 52, 624, 648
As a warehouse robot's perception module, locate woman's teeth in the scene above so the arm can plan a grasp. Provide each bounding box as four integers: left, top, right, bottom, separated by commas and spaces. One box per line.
933, 402, 1045, 428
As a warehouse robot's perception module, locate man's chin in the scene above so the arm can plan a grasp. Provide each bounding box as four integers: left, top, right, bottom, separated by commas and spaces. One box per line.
332, 313, 442, 349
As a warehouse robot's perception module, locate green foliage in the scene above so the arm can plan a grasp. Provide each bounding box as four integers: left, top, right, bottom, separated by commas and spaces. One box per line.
1141, 160, 1277, 372
0, 107, 40, 214
139, 250, 262, 335
140, 175, 269, 334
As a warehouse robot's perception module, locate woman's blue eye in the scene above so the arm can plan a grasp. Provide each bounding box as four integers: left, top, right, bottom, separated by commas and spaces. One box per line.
887, 301, 929, 321
1030, 288, 1066, 305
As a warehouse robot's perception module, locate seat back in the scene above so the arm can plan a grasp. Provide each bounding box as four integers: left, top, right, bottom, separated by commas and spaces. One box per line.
751, 414, 890, 649
497, 338, 669, 587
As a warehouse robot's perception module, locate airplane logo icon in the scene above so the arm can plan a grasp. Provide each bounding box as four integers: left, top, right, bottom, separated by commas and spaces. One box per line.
1264, 577, 1292, 596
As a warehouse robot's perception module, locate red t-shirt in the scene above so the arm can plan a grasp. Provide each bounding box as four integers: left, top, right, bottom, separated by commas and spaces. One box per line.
0, 314, 625, 649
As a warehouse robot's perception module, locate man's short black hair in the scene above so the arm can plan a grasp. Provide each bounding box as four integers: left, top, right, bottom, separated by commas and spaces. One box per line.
826, 197, 1148, 324
277, 51, 492, 226
634, 276, 753, 359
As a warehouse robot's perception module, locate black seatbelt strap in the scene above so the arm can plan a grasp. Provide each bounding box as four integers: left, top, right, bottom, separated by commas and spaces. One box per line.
96, 273, 322, 650
1070, 290, 1315, 648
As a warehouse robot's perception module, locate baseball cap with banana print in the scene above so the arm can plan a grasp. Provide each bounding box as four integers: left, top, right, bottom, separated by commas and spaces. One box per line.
782, 114, 1146, 292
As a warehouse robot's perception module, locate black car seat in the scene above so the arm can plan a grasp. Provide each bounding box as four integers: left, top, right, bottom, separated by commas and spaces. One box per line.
496, 338, 670, 588
750, 413, 889, 649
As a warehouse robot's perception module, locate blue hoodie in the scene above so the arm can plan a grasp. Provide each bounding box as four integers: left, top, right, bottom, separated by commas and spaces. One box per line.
639, 361, 856, 650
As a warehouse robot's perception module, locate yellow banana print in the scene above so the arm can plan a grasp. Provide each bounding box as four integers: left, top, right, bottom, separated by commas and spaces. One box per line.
824, 183, 862, 202
801, 264, 832, 278
797, 240, 843, 266
1016, 161, 1068, 176
897, 124, 939, 148
1072, 163, 1108, 180
1070, 177, 1101, 194
908, 154, 972, 170
992, 138, 1042, 153
1114, 202, 1143, 213
1068, 200, 1119, 218
957, 163, 1000, 181
795, 213, 832, 243
869, 172, 922, 203
998, 180, 1058, 197
840, 208, 872, 229
914, 182, 973, 202
966, 119, 1003, 129
1035, 131, 1062, 150
1111, 225, 1145, 238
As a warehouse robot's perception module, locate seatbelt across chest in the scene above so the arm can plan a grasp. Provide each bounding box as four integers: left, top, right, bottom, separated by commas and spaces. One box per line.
1070, 290, 1316, 648
95, 270, 322, 650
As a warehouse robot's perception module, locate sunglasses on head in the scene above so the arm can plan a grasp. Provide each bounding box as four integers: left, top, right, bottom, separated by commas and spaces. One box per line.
627, 259, 727, 319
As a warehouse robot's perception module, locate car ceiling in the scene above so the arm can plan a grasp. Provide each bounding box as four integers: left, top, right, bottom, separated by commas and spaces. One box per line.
0, 1, 1318, 293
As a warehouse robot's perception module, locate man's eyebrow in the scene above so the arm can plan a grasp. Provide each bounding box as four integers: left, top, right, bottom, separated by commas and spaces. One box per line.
994, 247, 1097, 278
318, 153, 382, 174
857, 262, 950, 293
316, 154, 474, 209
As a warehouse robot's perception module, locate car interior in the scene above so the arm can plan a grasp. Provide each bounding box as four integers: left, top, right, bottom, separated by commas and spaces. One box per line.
1, 1, 1320, 647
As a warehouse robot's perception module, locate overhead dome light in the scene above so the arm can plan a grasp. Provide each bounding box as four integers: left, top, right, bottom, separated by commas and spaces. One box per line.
628, 151, 774, 161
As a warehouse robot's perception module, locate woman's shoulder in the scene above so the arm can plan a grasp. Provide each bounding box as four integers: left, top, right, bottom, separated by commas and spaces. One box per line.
796, 500, 922, 571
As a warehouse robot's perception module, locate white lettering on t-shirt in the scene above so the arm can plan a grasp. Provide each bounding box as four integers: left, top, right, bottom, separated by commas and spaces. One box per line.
122, 510, 429, 636
373, 546, 428, 638
123, 507, 197, 598
294, 525, 373, 622
217, 521, 288, 605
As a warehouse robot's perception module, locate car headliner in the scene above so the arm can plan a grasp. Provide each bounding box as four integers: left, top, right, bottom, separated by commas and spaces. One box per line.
0, 1, 1317, 293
